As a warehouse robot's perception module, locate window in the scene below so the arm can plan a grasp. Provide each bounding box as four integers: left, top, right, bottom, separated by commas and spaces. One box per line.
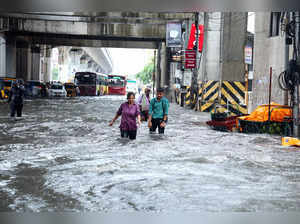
270, 12, 281, 37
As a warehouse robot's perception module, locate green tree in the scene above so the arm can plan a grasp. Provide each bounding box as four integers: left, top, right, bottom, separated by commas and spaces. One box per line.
52, 67, 59, 80
136, 58, 154, 84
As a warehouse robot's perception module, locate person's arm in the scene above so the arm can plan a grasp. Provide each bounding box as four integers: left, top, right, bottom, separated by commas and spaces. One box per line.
163, 100, 169, 122
109, 104, 122, 126
160, 99, 169, 127
137, 95, 142, 105
137, 114, 141, 126
7, 89, 12, 103
148, 99, 153, 127
109, 113, 120, 126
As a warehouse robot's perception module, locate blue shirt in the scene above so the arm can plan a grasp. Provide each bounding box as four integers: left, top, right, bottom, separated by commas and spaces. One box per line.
149, 97, 169, 119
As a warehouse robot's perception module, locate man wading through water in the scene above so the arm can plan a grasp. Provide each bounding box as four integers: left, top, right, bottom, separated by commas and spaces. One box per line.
148, 88, 169, 134
137, 85, 151, 121
8, 79, 25, 119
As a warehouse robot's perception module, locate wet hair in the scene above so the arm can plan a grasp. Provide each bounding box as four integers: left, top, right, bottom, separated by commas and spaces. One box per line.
157, 88, 164, 93
127, 92, 135, 99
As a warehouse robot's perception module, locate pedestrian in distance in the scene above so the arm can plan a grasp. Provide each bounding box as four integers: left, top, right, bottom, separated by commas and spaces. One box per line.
8, 79, 25, 118
148, 88, 169, 134
136, 85, 151, 121
109, 92, 141, 140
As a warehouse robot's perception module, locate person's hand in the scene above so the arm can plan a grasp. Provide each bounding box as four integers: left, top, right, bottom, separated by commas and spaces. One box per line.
109, 120, 114, 126
160, 121, 166, 128
148, 120, 152, 128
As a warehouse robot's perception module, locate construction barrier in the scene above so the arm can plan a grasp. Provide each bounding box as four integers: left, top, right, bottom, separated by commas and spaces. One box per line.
220, 81, 247, 115
181, 80, 248, 115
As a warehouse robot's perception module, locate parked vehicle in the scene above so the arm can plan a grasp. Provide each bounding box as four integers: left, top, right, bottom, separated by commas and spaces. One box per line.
98, 73, 109, 95
74, 72, 101, 96
48, 82, 67, 97
25, 80, 44, 97
126, 79, 138, 94
107, 75, 127, 95
0, 77, 16, 99
64, 82, 77, 97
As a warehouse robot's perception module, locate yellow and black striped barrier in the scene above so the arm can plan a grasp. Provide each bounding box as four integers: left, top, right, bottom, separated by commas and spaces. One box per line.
197, 81, 220, 112
179, 80, 248, 115
184, 86, 191, 106
220, 81, 247, 115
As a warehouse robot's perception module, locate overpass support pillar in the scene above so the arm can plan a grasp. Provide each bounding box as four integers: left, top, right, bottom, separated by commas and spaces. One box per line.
30, 46, 41, 81
0, 36, 6, 77
2, 35, 17, 78
16, 41, 30, 81
158, 42, 171, 101
41, 46, 52, 82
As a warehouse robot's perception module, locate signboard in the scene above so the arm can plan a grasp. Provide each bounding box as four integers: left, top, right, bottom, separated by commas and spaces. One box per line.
166, 23, 182, 47
183, 70, 192, 86
184, 50, 196, 69
175, 69, 182, 78
245, 46, 253, 64
187, 24, 204, 52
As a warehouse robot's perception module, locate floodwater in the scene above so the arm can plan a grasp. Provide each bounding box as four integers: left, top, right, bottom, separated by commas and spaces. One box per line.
0, 96, 300, 211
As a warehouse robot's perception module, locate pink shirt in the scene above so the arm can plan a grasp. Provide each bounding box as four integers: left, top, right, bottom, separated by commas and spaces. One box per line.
117, 102, 140, 131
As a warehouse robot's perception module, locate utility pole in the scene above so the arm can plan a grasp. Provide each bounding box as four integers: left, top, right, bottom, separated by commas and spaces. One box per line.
190, 12, 199, 109
293, 11, 300, 137
153, 50, 156, 98
284, 12, 290, 105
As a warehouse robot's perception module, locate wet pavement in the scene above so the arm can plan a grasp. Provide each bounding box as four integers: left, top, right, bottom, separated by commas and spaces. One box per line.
1, 96, 300, 211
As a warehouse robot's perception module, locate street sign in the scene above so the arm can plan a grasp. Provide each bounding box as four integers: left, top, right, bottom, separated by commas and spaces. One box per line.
183, 70, 192, 86
184, 50, 196, 69
187, 24, 205, 52
245, 45, 253, 64
166, 23, 182, 47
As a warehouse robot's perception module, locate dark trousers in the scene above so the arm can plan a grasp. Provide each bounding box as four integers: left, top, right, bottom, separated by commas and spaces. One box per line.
141, 110, 149, 121
120, 129, 137, 140
10, 103, 23, 117
150, 118, 165, 134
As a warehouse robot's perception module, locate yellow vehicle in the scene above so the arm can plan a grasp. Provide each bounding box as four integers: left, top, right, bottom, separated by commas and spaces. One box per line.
0, 77, 16, 99
97, 73, 109, 95
64, 82, 77, 97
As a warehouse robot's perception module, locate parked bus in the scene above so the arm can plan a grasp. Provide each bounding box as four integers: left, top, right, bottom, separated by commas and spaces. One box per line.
107, 75, 127, 95
97, 73, 109, 95
74, 72, 103, 96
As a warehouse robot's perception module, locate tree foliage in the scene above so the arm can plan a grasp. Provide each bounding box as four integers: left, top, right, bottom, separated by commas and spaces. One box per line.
136, 58, 154, 84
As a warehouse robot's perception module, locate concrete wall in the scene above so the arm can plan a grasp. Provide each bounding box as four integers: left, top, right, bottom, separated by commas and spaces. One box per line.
251, 12, 286, 110
198, 12, 247, 83
5, 36, 16, 77
0, 36, 6, 77
222, 12, 247, 81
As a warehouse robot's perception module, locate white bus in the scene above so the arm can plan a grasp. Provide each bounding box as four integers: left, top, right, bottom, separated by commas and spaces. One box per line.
126, 79, 138, 94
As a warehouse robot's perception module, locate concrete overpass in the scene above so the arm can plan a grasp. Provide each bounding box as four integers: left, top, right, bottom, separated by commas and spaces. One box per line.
0, 12, 248, 102
0, 12, 194, 49
0, 12, 194, 87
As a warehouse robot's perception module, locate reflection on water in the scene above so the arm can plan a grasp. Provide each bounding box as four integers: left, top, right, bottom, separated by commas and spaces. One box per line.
1, 96, 300, 211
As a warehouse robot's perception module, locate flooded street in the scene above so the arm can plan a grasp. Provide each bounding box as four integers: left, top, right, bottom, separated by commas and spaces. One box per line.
1, 96, 300, 211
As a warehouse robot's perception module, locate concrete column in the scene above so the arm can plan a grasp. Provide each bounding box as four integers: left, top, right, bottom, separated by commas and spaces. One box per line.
5, 35, 16, 78
31, 46, 41, 81
221, 12, 247, 81
155, 45, 161, 91
44, 46, 52, 82
0, 36, 6, 77
16, 41, 29, 81
160, 42, 167, 88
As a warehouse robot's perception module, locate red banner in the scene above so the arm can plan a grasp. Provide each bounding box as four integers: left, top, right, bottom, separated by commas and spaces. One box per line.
187, 24, 204, 52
